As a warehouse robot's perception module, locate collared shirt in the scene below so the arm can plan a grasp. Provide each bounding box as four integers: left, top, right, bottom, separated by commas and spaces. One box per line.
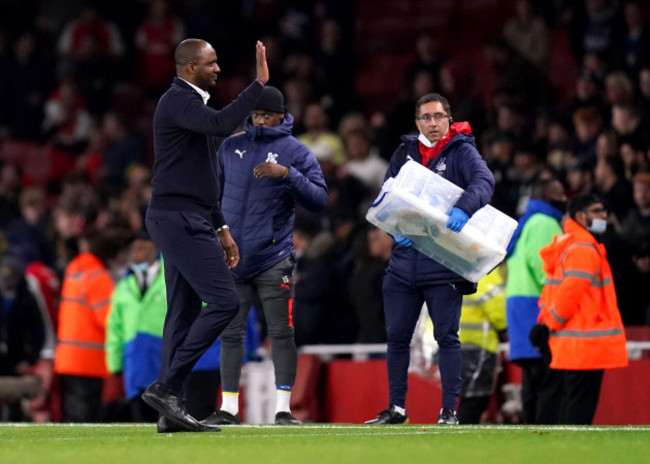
133, 260, 161, 295
178, 77, 210, 105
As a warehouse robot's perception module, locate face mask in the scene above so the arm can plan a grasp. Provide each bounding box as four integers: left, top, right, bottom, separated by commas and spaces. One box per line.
418, 132, 435, 147
587, 218, 607, 234
130, 262, 149, 273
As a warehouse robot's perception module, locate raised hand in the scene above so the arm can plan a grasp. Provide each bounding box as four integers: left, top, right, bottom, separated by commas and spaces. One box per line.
255, 40, 269, 83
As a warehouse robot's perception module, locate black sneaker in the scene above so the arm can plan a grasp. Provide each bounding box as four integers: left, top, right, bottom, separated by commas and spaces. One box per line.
274, 412, 302, 425
201, 410, 241, 425
437, 408, 459, 425
365, 405, 408, 425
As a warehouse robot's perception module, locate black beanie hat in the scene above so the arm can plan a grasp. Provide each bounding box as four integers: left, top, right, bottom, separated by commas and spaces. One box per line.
254, 86, 285, 113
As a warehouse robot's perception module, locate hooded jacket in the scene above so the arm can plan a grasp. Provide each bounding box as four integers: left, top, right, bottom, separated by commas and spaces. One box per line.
218, 112, 328, 279
505, 199, 563, 361
383, 126, 495, 289
537, 218, 628, 370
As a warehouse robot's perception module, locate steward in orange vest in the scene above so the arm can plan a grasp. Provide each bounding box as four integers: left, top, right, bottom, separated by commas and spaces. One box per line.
54, 227, 131, 422
537, 193, 627, 424
55, 252, 115, 378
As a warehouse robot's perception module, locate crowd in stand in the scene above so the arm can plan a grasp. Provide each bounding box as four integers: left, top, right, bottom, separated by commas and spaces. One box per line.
1, 0, 650, 422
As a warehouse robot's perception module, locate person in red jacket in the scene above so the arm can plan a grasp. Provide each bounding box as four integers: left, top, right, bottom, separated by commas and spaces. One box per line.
536, 193, 628, 424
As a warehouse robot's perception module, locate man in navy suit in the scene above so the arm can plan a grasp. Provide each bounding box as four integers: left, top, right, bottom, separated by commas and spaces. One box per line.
141, 38, 268, 432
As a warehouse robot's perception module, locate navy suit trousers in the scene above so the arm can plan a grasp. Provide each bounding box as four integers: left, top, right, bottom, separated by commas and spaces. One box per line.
145, 208, 239, 393
382, 272, 463, 410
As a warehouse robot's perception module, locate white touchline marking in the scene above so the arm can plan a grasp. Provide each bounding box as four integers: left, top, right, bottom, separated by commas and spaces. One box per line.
1, 423, 649, 432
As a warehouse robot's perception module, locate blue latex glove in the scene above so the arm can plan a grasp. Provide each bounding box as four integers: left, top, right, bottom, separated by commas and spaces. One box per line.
393, 236, 412, 247
446, 207, 469, 232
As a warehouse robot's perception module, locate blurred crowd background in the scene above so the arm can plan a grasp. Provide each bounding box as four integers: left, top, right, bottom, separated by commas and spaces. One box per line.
1, 0, 650, 422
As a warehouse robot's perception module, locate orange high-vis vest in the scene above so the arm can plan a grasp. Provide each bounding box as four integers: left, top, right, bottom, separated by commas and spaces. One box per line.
538, 218, 627, 370
54, 252, 116, 378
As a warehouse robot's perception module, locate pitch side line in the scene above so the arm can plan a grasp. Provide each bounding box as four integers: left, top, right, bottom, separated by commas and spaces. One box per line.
1, 423, 649, 432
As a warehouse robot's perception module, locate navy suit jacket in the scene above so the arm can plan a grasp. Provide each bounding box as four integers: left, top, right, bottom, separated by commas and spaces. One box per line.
149, 77, 263, 227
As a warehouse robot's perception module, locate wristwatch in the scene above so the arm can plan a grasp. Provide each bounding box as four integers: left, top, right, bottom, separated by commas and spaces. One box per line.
216, 224, 229, 234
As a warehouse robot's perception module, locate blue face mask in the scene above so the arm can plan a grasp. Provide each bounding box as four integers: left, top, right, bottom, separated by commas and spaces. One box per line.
130, 262, 149, 273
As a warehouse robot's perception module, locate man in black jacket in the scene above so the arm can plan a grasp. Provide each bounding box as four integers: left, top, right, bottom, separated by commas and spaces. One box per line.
142, 38, 269, 433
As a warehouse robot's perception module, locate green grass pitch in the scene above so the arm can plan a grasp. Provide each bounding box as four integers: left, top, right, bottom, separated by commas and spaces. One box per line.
1, 424, 649, 464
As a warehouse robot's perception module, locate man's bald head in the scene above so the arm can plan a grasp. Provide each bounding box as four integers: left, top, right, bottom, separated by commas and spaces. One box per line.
174, 38, 220, 90
175, 39, 208, 72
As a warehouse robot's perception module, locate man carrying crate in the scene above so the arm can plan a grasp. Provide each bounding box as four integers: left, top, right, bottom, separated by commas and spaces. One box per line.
366, 93, 494, 425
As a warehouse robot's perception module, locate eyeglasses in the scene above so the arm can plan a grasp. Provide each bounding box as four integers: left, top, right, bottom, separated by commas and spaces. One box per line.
251, 112, 273, 121
416, 113, 450, 123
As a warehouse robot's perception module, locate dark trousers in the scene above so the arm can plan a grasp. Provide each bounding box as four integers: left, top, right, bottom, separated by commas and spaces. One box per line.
131, 396, 159, 422
184, 369, 220, 420
133, 369, 220, 422
221, 256, 296, 391
458, 348, 498, 424
382, 273, 463, 410
537, 368, 604, 425
146, 209, 239, 393
518, 358, 562, 424
457, 396, 490, 424
60, 375, 103, 422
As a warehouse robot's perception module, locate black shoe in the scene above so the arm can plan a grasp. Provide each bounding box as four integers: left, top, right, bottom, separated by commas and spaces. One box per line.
437, 408, 459, 425
274, 412, 302, 425
201, 410, 241, 426
141, 382, 219, 432
365, 405, 408, 425
157, 416, 190, 433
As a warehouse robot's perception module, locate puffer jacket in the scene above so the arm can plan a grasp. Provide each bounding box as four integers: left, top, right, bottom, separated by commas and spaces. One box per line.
218, 112, 328, 279
383, 129, 495, 290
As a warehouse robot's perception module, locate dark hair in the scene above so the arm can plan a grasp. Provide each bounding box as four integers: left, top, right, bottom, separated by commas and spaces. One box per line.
573, 106, 602, 126
568, 193, 604, 220
600, 154, 626, 180
174, 38, 208, 68
531, 177, 560, 200
620, 135, 647, 153
87, 227, 133, 264
415, 93, 452, 120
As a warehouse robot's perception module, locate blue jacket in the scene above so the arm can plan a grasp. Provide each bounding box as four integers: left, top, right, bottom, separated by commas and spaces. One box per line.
149, 77, 264, 226
218, 113, 328, 279
384, 133, 495, 289
505, 200, 563, 361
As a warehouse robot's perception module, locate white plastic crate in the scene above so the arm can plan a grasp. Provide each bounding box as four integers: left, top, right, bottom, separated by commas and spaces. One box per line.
366, 160, 517, 282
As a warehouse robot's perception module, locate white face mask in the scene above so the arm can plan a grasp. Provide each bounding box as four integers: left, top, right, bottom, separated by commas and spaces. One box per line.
418, 132, 435, 147
587, 218, 607, 234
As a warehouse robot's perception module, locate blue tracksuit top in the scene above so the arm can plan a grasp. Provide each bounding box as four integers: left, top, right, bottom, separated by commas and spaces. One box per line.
384, 133, 495, 290
149, 77, 264, 226
218, 112, 328, 279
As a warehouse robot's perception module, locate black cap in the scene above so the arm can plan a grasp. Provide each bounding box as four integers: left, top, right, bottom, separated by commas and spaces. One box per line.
134, 228, 152, 241
254, 86, 285, 114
